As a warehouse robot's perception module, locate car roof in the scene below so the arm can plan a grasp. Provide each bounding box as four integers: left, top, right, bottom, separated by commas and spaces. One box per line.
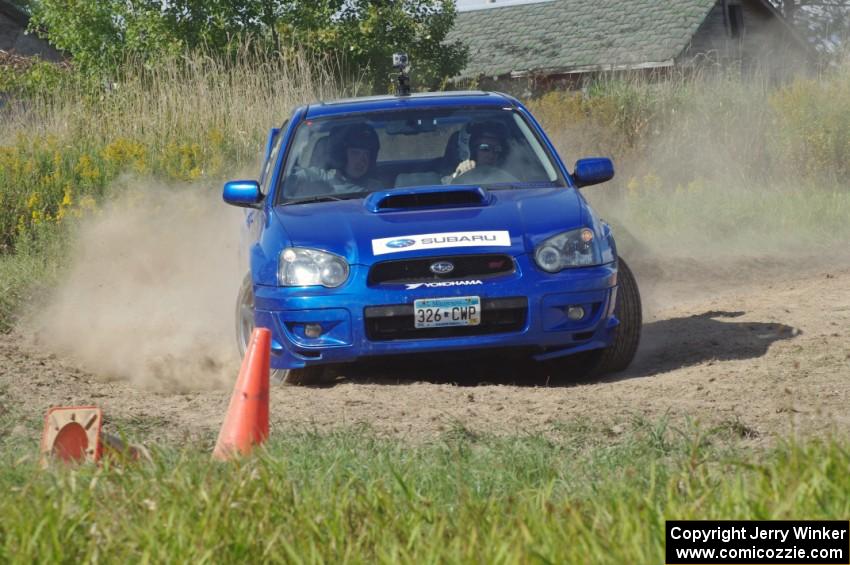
305, 91, 517, 119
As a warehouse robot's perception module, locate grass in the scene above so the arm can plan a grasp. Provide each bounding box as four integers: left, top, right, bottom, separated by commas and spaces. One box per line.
596, 177, 850, 258
1, 418, 848, 563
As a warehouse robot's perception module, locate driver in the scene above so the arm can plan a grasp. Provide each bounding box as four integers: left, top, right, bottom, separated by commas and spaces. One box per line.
289, 123, 383, 196
449, 121, 510, 181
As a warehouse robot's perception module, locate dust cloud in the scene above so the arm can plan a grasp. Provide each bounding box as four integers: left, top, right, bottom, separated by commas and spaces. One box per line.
27, 184, 245, 391
541, 72, 850, 314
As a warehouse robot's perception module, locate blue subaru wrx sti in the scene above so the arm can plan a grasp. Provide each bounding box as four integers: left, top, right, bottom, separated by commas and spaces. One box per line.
223, 89, 641, 384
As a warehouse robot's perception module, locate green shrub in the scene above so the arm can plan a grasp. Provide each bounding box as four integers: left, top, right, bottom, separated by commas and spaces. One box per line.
0, 55, 71, 99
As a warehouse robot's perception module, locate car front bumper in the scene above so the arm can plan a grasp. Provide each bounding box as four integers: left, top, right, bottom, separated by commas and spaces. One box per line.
253, 255, 619, 370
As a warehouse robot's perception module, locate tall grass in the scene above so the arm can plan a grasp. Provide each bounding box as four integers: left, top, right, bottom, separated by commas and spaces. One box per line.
0, 49, 342, 244
0, 50, 344, 330
1, 422, 848, 563
526, 66, 850, 183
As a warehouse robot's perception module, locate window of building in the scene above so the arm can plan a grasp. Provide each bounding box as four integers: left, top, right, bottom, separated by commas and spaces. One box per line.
728, 4, 744, 38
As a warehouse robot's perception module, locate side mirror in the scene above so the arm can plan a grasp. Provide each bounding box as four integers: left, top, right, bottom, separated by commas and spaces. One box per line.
573, 158, 614, 188
223, 180, 262, 208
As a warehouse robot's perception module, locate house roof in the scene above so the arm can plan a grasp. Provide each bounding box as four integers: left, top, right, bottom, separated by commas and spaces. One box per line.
449, 0, 719, 78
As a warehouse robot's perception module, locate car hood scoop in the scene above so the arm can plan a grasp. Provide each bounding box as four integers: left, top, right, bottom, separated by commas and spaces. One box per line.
364, 185, 491, 213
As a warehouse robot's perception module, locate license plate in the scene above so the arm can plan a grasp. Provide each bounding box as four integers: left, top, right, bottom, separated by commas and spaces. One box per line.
414, 296, 481, 328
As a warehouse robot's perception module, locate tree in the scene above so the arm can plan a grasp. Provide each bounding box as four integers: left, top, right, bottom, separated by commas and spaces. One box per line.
773, 0, 847, 18
28, 0, 183, 73
769, 0, 850, 55
277, 0, 466, 92
27, 0, 467, 91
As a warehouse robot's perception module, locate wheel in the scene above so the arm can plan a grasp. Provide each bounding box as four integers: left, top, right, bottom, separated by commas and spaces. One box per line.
235, 274, 256, 359
235, 274, 339, 386
545, 258, 642, 380
593, 258, 642, 373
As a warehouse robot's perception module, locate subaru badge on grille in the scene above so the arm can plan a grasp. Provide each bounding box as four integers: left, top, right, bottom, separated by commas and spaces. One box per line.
429, 261, 455, 275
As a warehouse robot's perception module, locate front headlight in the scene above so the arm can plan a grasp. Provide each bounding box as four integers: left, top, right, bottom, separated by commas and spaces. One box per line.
278, 248, 349, 287
534, 228, 602, 272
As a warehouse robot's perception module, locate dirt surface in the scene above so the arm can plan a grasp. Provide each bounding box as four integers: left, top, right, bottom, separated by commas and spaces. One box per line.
2, 258, 849, 448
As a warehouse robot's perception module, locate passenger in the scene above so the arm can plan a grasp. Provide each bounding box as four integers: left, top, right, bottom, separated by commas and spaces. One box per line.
449, 121, 511, 181
289, 123, 383, 196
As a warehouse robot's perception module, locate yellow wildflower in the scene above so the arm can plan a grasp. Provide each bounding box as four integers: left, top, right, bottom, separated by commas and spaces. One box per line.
75, 154, 102, 183
61, 186, 73, 207
26, 192, 40, 210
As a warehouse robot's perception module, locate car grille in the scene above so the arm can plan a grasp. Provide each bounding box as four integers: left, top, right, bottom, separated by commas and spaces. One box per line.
368, 254, 515, 285
364, 297, 527, 341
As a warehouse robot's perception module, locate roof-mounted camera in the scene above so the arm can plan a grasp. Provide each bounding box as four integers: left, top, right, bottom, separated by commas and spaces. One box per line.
392, 52, 411, 96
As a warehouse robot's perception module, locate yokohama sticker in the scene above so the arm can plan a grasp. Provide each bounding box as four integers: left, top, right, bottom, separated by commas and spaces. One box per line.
405, 280, 483, 290
372, 231, 511, 256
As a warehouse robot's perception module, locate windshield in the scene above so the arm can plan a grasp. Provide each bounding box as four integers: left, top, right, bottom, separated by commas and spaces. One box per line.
275, 108, 564, 204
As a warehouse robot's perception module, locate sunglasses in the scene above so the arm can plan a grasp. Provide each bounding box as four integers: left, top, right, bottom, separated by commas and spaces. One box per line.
477, 143, 504, 154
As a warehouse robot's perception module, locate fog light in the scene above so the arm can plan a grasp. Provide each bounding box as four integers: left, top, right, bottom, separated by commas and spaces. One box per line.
304, 323, 322, 338
567, 306, 585, 321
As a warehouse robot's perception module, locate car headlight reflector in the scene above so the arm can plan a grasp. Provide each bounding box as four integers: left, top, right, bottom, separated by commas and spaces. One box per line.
279, 247, 349, 287
534, 228, 602, 272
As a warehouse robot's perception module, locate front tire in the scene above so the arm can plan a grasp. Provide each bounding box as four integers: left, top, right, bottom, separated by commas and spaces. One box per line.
593, 258, 642, 373
546, 258, 642, 380
235, 275, 338, 386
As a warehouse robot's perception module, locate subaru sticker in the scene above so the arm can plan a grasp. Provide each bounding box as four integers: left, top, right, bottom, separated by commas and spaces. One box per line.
372, 231, 511, 255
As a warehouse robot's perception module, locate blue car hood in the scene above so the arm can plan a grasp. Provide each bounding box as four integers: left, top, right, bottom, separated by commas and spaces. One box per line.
272, 187, 586, 265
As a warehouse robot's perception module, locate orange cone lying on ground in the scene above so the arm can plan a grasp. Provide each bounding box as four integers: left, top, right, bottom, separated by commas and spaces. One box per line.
213, 327, 271, 460
40, 406, 151, 466
41, 406, 103, 465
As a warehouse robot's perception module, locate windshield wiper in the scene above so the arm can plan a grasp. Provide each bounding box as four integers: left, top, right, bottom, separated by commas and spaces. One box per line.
485, 181, 560, 191
281, 192, 372, 206
281, 195, 344, 206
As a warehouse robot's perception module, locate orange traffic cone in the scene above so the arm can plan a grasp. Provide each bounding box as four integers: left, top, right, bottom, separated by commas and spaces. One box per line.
40, 406, 151, 466
41, 406, 103, 465
213, 327, 271, 460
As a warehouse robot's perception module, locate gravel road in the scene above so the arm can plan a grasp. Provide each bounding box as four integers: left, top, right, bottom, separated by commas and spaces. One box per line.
2, 258, 848, 448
